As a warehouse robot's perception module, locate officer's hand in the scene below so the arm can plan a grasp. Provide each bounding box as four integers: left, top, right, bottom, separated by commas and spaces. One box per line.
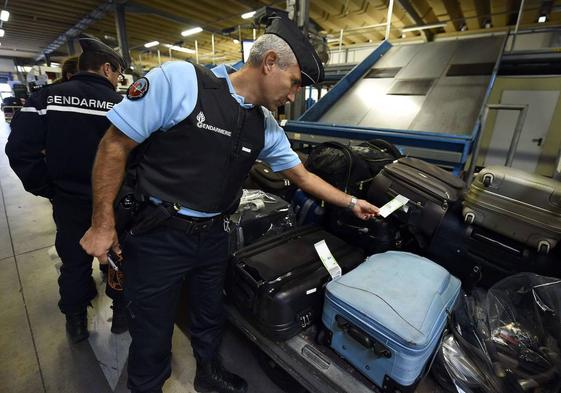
80, 226, 120, 264
351, 199, 380, 220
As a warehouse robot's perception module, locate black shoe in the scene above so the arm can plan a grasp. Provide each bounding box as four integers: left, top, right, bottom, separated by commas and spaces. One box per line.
194, 358, 248, 393
110, 301, 129, 334
65, 310, 89, 343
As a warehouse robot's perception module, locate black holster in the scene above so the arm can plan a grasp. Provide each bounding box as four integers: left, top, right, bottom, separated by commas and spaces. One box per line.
128, 202, 177, 236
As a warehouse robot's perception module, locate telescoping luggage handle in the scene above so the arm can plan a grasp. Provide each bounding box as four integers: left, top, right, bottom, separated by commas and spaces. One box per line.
335, 315, 391, 358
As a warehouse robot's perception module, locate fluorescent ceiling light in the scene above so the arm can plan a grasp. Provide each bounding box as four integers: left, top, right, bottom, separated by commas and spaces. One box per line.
538, 15, 547, 23
0, 29, 4, 37
0, 10, 9, 22
241, 11, 256, 19
401, 22, 446, 32
164, 44, 196, 54
181, 27, 203, 37
51, 62, 60, 67
144, 41, 159, 48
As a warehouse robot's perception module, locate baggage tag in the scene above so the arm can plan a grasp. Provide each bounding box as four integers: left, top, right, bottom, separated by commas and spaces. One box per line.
379, 194, 409, 218
314, 240, 342, 280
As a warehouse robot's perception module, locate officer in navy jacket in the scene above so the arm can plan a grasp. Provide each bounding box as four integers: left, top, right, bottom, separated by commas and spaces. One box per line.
5, 35, 128, 343
80, 13, 380, 393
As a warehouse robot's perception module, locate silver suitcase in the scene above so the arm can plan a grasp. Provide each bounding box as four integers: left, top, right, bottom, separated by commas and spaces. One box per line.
463, 166, 561, 254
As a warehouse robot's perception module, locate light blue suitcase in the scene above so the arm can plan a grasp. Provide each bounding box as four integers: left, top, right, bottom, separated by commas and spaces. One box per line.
322, 251, 461, 392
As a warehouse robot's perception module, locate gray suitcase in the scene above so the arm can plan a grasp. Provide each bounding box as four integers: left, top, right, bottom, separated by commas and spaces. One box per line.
463, 166, 561, 254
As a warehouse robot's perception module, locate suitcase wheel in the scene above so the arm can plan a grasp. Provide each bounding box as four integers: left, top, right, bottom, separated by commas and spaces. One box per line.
464, 212, 475, 224
482, 173, 494, 187
538, 241, 550, 255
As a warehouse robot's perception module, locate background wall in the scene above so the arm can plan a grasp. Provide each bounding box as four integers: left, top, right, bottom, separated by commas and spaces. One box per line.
478, 76, 561, 177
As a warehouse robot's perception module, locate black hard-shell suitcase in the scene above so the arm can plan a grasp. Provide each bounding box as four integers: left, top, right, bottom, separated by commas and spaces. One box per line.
326, 206, 403, 254
368, 157, 466, 247
226, 226, 365, 341
228, 191, 296, 253
248, 161, 296, 200
426, 212, 561, 288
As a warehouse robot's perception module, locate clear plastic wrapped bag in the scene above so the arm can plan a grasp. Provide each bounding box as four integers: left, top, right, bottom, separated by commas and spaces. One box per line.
437, 273, 561, 393
229, 190, 297, 252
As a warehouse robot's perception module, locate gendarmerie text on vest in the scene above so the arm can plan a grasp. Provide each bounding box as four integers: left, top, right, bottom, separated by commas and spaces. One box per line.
47, 95, 116, 110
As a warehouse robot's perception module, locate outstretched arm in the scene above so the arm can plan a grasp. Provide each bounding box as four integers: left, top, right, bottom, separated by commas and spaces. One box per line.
282, 163, 379, 220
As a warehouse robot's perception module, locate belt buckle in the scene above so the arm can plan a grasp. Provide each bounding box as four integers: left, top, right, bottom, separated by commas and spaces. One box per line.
188, 219, 212, 234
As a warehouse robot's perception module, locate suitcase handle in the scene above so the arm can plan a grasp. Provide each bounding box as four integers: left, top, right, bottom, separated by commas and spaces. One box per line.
335, 315, 391, 358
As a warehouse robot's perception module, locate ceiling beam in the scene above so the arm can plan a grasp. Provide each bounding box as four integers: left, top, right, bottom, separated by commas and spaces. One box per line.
473, 0, 492, 28
442, 0, 465, 31
396, 0, 433, 40
35, 0, 115, 61
538, 0, 554, 19
125, 2, 223, 34
507, 0, 523, 26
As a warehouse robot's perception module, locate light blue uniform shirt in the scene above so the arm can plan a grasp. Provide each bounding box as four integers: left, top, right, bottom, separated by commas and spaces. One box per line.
107, 62, 300, 217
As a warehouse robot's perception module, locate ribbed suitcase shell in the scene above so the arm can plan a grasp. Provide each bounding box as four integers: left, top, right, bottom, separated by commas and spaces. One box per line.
463, 166, 561, 253
322, 251, 461, 391
228, 226, 365, 341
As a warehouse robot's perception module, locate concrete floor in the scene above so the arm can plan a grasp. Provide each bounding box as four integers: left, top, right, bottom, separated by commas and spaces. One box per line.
0, 119, 286, 393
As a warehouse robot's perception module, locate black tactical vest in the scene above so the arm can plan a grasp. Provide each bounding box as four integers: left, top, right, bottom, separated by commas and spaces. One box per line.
135, 65, 265, 213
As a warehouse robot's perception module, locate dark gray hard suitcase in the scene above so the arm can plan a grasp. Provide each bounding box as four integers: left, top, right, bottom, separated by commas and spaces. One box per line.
226, 225, 365, 341
426, 212, 561, 288
463, 166, 561, 254
368, 157, 465, 247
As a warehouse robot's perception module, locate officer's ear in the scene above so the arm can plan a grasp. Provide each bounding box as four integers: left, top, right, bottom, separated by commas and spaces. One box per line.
263, 51, 278, 75
101, 62, 112, 77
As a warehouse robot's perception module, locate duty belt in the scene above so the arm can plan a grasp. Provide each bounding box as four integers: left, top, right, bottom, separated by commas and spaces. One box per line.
128, 201, 227, 236
162, 213, 226, 234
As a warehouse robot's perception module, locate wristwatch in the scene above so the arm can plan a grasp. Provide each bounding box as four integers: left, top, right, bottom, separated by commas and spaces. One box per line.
346, 196, 358, 210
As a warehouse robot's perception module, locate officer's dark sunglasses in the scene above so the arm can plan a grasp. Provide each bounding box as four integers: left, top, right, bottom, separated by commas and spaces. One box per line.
109, 63, 126, 83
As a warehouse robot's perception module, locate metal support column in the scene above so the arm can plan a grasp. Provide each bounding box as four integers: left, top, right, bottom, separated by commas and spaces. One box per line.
510, 0, 526, 51
211, 33, 215, 64
285, 0, 310, 120
385, 0, 394, 40
465, 104, 528, 184
115, 3, 132, 67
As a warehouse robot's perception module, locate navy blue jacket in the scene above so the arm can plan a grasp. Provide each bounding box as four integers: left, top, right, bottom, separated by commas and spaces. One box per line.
6, 72, 122, 199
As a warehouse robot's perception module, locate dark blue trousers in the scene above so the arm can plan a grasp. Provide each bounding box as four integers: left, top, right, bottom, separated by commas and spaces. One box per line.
52, 193, 121, 314
122, 219, 230, 393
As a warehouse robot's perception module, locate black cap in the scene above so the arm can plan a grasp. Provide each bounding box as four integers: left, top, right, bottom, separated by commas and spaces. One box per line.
78, 34, 127, 70
264, 12, 324, 86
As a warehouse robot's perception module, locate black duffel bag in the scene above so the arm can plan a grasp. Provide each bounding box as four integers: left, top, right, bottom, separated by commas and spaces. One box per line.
305, 139, 401, 198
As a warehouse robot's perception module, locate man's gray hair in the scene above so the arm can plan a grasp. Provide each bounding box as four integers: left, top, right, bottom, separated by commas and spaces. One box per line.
246, 34, 297, 69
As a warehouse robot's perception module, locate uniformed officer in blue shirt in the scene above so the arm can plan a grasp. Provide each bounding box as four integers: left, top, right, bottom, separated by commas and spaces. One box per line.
80, 13, 380, 393
6, 35, 129, 343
